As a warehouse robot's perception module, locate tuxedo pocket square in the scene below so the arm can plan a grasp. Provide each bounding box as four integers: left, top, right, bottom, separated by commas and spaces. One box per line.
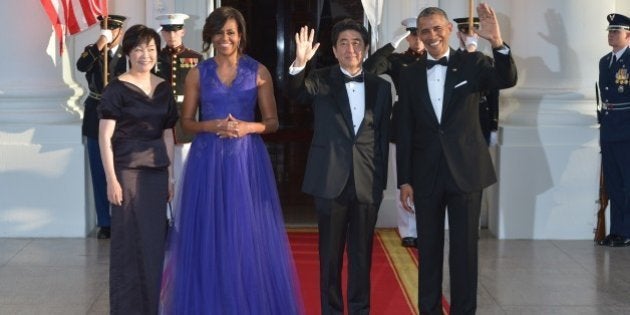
454, 80, 468, 88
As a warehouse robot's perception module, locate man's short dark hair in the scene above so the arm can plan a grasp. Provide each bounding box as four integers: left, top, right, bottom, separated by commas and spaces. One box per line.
331, 18, 370, 47
418, 7, 449, 20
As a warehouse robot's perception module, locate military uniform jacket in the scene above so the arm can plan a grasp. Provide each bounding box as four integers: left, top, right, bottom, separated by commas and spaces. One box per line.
76, 44, 128, 138
363, 43, 424, 93
479, 86, 499, 142
157, 45, 203, 101
599, 47, 630, 142
363, 43, 424, 142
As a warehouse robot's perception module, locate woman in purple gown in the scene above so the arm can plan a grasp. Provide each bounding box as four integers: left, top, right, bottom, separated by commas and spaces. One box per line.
160, 7, 304, 314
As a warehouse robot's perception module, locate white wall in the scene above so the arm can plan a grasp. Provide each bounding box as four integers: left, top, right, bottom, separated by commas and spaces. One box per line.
1, 0, 625, 238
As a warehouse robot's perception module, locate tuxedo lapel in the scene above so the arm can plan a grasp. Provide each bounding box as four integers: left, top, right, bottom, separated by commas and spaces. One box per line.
331, 67, 355, 137
442, 50, 462, 120
357, 73, 377, 134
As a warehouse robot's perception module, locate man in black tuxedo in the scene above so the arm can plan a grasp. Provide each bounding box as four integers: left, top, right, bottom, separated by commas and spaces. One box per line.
396, 4, 517, 314
288, 19, 392, 315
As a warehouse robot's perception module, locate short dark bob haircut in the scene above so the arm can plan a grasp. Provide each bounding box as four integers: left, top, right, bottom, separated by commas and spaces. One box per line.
122, 24, 161, 56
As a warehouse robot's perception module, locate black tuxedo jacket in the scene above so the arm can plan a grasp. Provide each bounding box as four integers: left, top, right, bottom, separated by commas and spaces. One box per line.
289, 65, 392, 204
397, 48, 517, 196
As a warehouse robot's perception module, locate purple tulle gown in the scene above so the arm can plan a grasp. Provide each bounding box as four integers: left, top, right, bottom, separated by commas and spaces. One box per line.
160, 55, 304, 315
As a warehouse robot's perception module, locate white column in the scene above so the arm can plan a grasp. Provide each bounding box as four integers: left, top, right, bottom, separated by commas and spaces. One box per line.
0, 2, 87, 236
492, 0, 612, 239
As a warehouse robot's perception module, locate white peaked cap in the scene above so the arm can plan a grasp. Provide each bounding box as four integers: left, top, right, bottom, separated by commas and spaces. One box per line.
401, 17, 417, 30
156, 13, 190, 26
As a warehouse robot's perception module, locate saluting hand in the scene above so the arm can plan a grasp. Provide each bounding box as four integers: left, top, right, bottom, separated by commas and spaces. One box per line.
294, 26, 320, 68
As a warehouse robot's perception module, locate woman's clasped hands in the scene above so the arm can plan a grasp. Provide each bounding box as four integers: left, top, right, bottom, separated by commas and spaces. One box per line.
215, 114, 249, 138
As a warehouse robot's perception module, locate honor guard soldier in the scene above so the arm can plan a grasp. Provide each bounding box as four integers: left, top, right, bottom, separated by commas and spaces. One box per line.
363, 17, 426, 248
156, 13, 203, 144
454, 16, 500, 146
598, 13, 630, 247
156, 13, 203, 192
76, 14, 127, 239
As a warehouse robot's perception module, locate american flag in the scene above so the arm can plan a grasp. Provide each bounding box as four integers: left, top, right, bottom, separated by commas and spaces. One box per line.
40, 0, 108, 54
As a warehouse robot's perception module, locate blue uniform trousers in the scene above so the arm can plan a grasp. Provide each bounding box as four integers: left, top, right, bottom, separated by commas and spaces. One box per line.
602, 139, 630, 238
86, 137, 111, 228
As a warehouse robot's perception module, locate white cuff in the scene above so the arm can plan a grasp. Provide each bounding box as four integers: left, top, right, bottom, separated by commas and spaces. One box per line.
289, 62, 305, 75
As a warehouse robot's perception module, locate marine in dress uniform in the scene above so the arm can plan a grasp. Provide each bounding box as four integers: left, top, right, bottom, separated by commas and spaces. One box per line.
76, 14, 127, 239
155, 13, 203, 201
363, 17, 425, 248
598, 13, 630, 247
156, 13, 203, 144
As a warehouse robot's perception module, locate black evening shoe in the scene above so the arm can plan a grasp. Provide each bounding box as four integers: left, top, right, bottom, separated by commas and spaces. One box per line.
597, 234, 615, 246
401, 237, 417, 248
610, 235, 630, 247
97, 227, 111, 239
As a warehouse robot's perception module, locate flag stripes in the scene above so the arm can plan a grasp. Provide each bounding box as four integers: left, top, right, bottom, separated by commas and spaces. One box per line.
40, 0, 108, 54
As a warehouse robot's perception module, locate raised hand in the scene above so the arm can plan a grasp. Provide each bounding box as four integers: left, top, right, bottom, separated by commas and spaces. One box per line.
294, 26, 320, 68
476, 3, 503, 48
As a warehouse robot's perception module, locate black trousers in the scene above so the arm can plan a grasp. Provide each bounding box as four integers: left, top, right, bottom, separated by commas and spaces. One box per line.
415, 158, 482, 315
314, 175, 380, 315
110, 168, 168, 315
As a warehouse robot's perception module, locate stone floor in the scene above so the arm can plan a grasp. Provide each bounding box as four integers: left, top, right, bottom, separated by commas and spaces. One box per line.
0, 229, 629, 314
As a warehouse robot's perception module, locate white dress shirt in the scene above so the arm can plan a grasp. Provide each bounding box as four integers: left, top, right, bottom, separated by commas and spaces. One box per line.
611, 46, 628, 67
289, 63, 365, 135
339, 68, 365, 135
426, 49, 449, 123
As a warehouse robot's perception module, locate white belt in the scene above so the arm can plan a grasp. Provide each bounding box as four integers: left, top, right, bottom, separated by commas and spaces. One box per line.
176, 95, 184, 103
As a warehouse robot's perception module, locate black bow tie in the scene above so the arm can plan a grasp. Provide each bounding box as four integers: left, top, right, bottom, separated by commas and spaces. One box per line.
426, 56, 448, 69
343, 74, 364, 83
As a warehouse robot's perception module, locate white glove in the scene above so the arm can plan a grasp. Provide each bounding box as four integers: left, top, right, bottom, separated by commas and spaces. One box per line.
464, 33, 479, 52
391, 30, 411, 49
489, 131, 498, 146
100, 29, 113, 43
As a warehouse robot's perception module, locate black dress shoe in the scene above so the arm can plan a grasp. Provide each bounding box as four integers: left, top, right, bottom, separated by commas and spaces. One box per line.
97, 227, 111, 239
597, 234, 615, 246
401, 237, 417, 248
610, 235, 630, 247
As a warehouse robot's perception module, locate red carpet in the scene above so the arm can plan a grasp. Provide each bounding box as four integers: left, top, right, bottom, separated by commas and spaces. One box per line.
289, 228, 450, 315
